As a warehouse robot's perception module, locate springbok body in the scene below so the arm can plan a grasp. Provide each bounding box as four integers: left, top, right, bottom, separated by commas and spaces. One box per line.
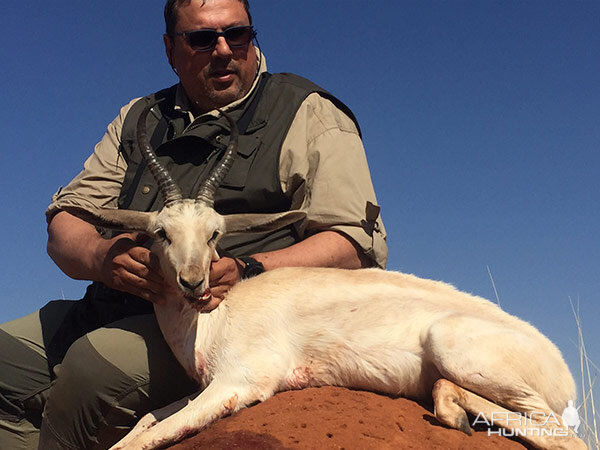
64, 101, 586, 450
133, 267, 583, 450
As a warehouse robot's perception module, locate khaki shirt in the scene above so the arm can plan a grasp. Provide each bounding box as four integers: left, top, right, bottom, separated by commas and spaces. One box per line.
47, 53, 388, 268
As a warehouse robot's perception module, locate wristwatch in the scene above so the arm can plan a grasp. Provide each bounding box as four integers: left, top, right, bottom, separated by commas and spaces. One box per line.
238, 256, 265, 279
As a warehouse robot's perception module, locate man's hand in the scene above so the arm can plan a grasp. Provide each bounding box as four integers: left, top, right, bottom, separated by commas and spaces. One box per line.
98, 233, 168, 304
208, 257, 242, 301
48, 211, 174, 305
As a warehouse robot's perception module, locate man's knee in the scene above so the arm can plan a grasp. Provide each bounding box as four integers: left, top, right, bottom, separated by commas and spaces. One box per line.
39, 316, 197, 449
0, 328, 51, 449
39, 328, 152, 449
0, 328, 51, 423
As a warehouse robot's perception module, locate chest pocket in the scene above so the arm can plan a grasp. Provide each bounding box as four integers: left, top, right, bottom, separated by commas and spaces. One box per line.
220, 134, 261, 190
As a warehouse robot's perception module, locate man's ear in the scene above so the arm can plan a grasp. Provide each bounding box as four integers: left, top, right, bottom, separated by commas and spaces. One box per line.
163, 34, 176, 71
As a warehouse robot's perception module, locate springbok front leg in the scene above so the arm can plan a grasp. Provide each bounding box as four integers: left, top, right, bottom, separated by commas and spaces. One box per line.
110, 394, 198, 450
110, 379, 271, 450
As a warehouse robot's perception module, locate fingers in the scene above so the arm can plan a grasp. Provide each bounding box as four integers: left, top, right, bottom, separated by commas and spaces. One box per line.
208, 284, 229, 301
197, 295, 223, 313
106, 261, 164, 302
102, 237, 166, 303
209, 257, 241, 283
127, 247, 164, 284
209, 257, 242, 300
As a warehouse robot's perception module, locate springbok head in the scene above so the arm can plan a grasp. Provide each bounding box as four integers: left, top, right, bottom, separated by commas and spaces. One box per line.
62, 100, 305, 305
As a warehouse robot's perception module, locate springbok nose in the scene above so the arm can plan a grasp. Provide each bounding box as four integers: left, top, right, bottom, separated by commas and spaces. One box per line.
179, 276, 204, 291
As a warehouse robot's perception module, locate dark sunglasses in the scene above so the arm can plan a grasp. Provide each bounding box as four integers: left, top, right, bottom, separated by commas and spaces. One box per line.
174, 25, 256, 52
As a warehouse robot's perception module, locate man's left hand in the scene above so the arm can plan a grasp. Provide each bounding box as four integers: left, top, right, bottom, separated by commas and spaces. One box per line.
209, 257, 243, 301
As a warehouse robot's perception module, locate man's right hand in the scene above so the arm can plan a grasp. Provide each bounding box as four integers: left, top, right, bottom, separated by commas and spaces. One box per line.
98, 232, 167, 304
47, 211, 169, 305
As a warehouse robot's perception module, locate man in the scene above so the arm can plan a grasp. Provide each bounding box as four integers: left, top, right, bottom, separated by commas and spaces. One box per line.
0, 0, 387, 448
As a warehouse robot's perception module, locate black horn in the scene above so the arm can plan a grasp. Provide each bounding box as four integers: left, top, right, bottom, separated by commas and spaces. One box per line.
136, 98, 183, 208
196, 110, 239, 207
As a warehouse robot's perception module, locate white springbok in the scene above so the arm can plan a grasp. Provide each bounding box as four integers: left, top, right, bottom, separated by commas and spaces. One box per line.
63, 101, 586, 450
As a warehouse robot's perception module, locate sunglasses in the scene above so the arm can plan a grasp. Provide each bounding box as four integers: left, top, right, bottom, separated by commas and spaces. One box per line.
174, 25, 256, 52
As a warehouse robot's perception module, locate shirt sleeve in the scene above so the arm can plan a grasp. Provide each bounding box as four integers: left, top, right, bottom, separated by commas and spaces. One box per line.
45, 98, 140, 223
279, 93, 388, 268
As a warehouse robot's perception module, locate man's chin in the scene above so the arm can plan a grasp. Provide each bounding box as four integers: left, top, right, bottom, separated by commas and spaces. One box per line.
207, 86, 242, 108
187, 78, 251, 113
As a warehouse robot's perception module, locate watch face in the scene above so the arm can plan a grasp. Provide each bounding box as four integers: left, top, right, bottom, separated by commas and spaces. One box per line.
244, 265, 264, 278
242, 258, 265, 279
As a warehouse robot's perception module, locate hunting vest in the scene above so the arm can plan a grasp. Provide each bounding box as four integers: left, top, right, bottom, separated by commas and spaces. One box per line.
83, 72, 360, 308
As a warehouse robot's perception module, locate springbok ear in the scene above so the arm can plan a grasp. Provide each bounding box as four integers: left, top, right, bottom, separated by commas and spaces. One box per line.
223, 210, 306, 235
61, 205, 156, 234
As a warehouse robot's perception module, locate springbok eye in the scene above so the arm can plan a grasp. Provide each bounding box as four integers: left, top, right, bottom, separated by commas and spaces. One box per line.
156, 228, 171, 245
208, 230, 220, 244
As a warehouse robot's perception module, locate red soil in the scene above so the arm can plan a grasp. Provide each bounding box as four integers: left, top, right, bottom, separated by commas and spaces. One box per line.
170, 386, 528, 449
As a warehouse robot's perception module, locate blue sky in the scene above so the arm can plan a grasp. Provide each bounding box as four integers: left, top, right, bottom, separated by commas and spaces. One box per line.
1, 1, 598, 394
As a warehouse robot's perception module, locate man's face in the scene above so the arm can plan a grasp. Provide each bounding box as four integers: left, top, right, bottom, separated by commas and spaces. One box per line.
164, 0, 257, 114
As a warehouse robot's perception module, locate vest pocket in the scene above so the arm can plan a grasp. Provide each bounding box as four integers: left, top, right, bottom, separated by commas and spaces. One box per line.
220, 135, 261, 189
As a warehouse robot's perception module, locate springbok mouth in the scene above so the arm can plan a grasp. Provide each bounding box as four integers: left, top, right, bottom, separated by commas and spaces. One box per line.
185, 289, 212, 306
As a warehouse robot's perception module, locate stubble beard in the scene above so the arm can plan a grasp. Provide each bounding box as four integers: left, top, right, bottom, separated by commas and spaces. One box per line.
192, 69, 251, 113
203, 83, 244, 110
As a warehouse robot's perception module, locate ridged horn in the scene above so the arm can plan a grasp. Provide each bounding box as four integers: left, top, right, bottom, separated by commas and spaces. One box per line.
136, 98, 183, 208
196, 110, 239, 207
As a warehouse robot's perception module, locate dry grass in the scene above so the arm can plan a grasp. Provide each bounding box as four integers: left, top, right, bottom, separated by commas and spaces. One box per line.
486, 268, 598, 448
570, 297, 599, 449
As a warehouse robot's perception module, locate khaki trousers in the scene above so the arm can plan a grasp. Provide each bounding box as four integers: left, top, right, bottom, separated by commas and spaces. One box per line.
0, 300, 198, 449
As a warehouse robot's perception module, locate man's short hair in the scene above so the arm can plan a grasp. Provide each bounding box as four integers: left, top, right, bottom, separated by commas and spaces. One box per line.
164, 0, 252, 36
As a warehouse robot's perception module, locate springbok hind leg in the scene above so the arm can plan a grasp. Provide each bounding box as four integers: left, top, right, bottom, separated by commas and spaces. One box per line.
433, 379, 586, 450
426, 315, 586, 449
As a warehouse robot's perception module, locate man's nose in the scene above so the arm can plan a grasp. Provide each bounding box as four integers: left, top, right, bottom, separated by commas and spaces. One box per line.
213, 36, 233, 57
